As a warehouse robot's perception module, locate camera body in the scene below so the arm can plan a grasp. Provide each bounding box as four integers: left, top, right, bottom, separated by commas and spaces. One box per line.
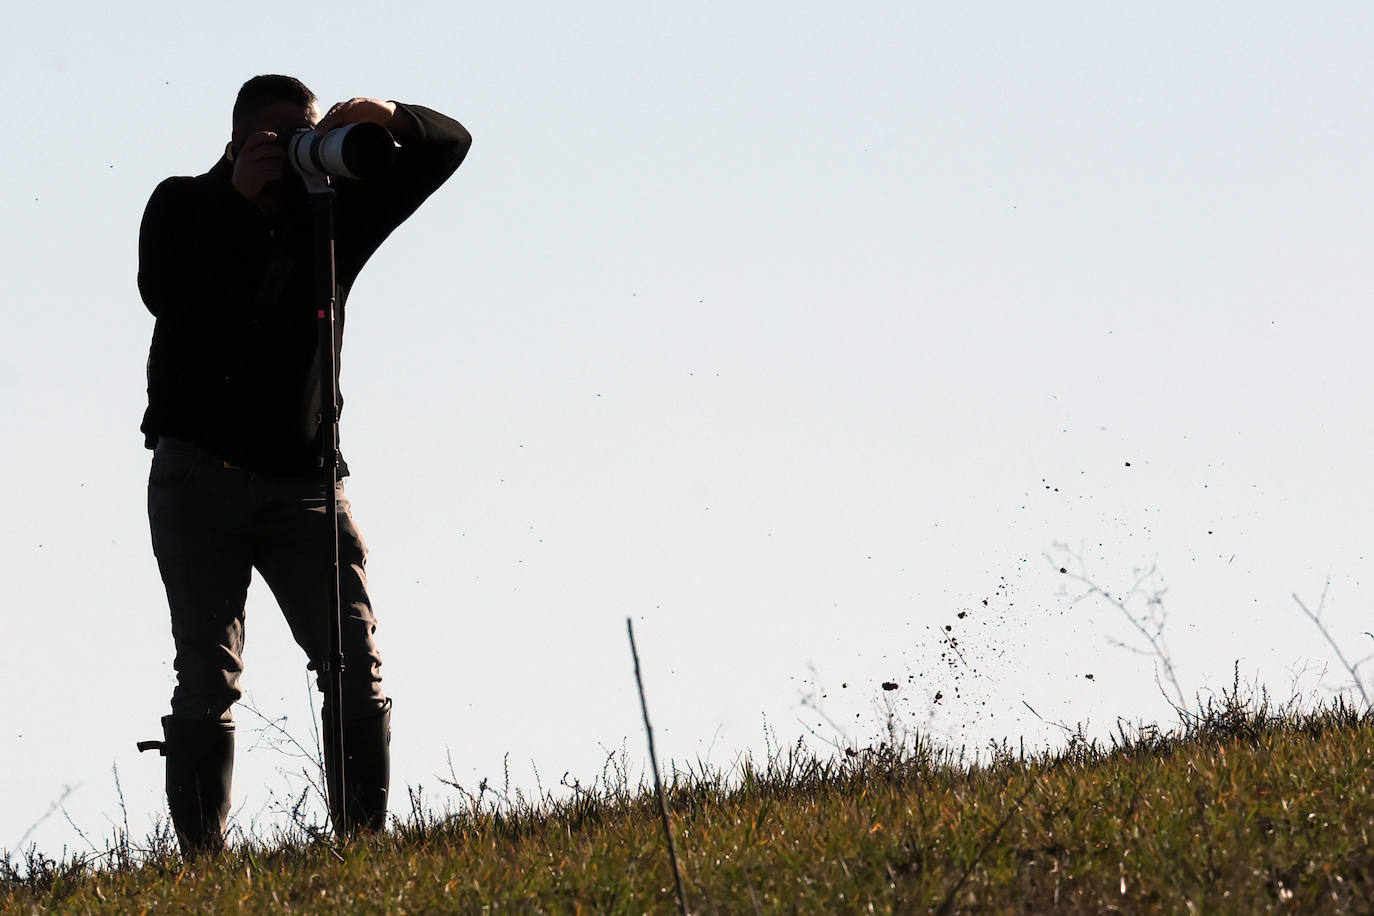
283, 122, 397, 181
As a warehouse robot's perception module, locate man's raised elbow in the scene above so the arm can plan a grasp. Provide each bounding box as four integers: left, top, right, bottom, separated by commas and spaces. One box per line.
450, 125, 473, 170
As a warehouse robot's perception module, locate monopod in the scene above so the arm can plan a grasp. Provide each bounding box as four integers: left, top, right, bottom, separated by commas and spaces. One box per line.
307, 172, 348, 836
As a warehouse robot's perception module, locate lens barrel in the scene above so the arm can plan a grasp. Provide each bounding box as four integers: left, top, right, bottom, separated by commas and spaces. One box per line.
285, 122, 397, 180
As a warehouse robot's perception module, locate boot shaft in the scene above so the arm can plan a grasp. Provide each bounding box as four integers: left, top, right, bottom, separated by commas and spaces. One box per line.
324, 698, 392, 836
140, 716, 235, 857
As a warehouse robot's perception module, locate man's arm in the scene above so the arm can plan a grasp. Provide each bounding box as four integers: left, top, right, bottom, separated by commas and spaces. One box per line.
137, 173, 272, 318
377, 101, 472, 213
325, 99, 472, 268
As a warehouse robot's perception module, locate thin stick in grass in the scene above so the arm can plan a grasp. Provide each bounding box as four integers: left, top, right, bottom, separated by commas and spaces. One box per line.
626, 618, 688, 916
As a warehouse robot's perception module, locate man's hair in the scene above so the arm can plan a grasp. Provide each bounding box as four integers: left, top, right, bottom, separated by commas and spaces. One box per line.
232, 75, 318, 130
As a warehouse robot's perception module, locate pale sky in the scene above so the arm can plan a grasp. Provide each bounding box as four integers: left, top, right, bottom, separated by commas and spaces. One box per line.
4, 1, 1374, 857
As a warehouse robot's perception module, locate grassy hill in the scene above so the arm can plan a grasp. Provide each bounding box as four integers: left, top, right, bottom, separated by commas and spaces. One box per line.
4, 693, 1372, 913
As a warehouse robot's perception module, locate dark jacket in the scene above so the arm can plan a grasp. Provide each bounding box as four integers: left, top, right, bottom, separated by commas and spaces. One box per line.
138, 103, 471, 476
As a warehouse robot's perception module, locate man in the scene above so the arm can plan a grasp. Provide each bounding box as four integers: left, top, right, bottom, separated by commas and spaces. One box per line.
136, 75, 470, 855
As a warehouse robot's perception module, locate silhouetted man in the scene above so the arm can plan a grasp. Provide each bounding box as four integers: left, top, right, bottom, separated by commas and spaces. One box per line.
137, 74, 470, 855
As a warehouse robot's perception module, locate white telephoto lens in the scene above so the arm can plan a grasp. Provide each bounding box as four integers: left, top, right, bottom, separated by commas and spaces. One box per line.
287, 130, 326, 178
285, 123, 393, 180
317, 125, 360, 179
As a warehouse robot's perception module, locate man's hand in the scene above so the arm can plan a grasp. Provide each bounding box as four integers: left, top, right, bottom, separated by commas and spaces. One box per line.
317, 98, 419, 141
230, 132, 287, 206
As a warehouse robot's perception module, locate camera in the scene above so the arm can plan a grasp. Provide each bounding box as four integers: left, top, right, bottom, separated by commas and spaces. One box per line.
283, 122, 397, 181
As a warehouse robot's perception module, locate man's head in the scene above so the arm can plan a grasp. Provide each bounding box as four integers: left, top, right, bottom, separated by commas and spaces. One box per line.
231, 74, 320, 144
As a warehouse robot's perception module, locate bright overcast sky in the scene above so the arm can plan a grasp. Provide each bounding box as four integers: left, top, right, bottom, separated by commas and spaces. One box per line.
4, 1, 1374, 856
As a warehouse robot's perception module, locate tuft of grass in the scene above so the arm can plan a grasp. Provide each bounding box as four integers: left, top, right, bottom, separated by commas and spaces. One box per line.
4, 693, 1372, 912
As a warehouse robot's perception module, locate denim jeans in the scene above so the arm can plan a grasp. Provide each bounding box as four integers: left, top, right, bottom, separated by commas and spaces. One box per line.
148, 439, 386, 723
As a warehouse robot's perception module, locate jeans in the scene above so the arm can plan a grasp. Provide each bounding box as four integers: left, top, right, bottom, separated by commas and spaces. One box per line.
148, 438, 386, 723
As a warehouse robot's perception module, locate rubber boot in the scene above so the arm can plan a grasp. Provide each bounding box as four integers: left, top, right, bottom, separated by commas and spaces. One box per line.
324, 698, 392, 836
138, 716, 234, 857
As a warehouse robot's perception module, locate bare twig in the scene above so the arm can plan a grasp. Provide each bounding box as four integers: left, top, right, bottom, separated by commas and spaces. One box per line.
1021, 700, 1073, 736
236, 694, 322, 765
796, 665, 853, 751
12, 784, 80, 853
1050, 546, 1186, 713
1293, 580, 1371, 709
627, 618, 689, 916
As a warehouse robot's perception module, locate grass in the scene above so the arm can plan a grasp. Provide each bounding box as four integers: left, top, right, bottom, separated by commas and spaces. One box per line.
3, 681, 1372, 913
